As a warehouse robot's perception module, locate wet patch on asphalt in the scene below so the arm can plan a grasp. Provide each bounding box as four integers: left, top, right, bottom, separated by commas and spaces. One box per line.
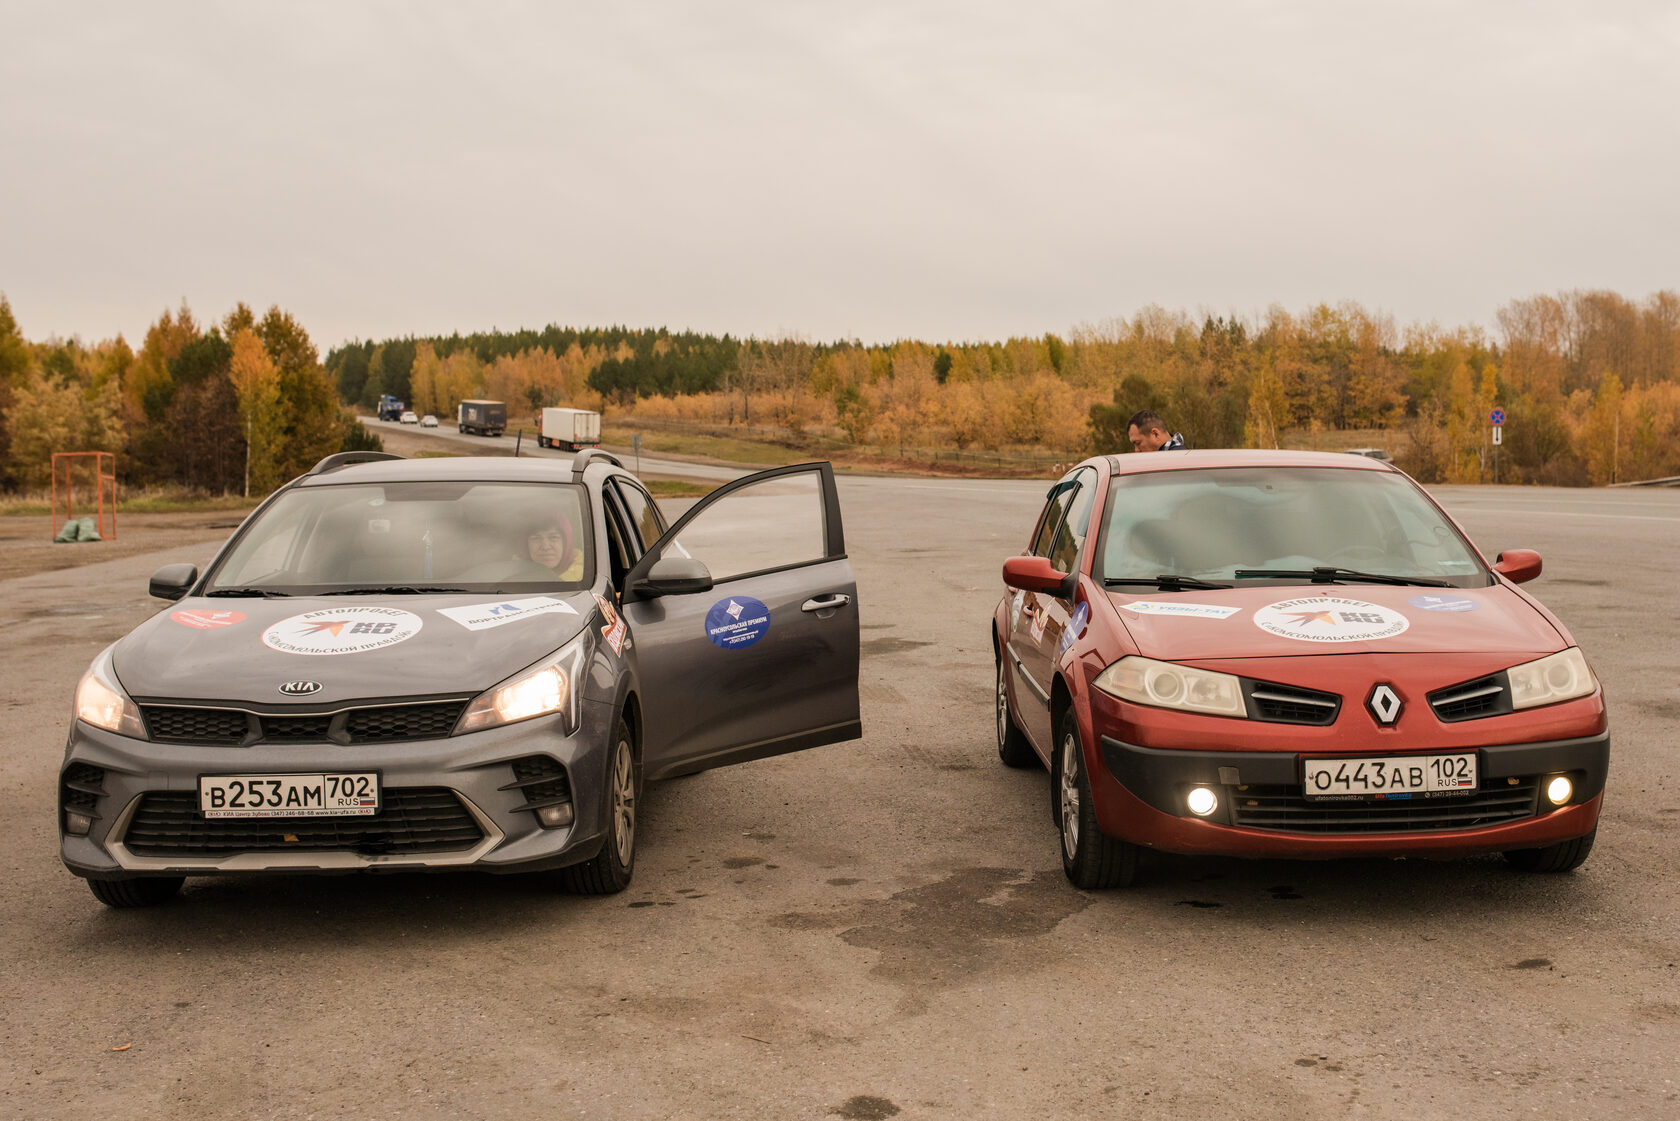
832, 1095, 901, 1119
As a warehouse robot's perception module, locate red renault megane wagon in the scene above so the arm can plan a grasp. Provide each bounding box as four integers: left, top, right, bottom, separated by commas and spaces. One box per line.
993, 450, 1608, 888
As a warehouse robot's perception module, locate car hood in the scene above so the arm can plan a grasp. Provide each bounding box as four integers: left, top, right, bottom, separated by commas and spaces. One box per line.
112, 592, 596, 705
1105, 584, 1564, 661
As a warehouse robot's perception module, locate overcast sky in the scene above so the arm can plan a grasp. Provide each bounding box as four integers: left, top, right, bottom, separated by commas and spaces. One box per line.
4, 1, 1677, 351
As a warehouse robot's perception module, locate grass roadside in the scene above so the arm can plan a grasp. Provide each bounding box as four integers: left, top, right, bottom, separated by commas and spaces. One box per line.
0, 490, 267, 518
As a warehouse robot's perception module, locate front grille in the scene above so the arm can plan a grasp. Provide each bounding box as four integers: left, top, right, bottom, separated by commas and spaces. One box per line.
137, 701, 467, 746
144, 706, 250, 744
503, 755, 573, 812
1429, 674, 1513, 722
343, 703, 464, 742
1244, 680, 1341, 725
122, 788, 483, 855
263, 715, 335, 742
1232, 777, 1539, 833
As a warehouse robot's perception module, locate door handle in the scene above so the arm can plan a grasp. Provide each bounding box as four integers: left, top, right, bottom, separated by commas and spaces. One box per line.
801, 594, 851, 613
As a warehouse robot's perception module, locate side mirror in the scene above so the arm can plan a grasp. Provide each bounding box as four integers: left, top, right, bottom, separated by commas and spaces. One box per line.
149, 563, 199, 601
1493, 549, 1542, 585
633, 555, 714, 598
1002, 555, 1074, 598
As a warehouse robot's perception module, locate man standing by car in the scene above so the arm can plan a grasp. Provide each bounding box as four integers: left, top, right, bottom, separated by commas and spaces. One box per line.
1126, 410, 1186, 452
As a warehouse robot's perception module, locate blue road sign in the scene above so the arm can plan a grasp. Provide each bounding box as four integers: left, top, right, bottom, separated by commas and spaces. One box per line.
1490, 408, 1505, 425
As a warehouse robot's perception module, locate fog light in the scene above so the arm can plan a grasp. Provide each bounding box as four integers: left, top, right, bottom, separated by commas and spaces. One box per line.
1545, 775, 1573, 806
535, 803, 575, 829
1186, 786, 1219, 817
64, 811, 94, 836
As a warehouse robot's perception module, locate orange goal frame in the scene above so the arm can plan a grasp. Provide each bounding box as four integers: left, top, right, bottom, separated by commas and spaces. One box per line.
51, 451, 118, 542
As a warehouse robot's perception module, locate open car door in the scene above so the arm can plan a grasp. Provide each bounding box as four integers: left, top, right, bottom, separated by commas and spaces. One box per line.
621, 462, 861, 779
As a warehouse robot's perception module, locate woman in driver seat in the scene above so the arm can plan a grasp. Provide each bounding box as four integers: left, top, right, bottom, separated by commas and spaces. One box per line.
526, 509, 584, 580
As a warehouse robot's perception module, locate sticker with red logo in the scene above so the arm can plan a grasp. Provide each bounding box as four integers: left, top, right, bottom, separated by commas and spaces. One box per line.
261, 607, 423, 656
595, 594, 628, 656
1253, 597, 1409, 643
170, 609, 247, 630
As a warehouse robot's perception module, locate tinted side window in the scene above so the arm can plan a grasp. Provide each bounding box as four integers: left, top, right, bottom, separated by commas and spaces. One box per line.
1048, 469, 1097, 573
612, 479, 667, 553
663, 469, 827, 583
1029, 482, 1076, 558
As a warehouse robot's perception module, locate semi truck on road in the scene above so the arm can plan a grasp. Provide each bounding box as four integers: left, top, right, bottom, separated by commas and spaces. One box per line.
377, 395, 407, 421
538, 407, 602, 451
457, 399, 507, 437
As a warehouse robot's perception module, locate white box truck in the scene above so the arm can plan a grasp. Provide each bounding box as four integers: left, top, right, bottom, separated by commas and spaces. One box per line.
538, 407, 602, 451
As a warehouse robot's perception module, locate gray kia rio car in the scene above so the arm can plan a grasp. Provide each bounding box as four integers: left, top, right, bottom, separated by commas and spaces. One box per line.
59, 450, 861, 906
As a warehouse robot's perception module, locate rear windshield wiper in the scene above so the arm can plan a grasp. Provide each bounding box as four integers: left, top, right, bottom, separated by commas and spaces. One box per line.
1233, 567, 1453, 588
318, 586, 468, 595
205, 587, 292, 598
1104, 575, 1233, 591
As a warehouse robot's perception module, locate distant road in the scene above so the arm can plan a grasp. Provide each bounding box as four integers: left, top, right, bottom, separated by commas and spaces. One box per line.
358, 415, 751, 482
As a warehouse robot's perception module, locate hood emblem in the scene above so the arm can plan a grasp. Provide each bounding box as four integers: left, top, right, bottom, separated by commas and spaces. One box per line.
279, 680, 323, 696
1367, 683, 1403, 725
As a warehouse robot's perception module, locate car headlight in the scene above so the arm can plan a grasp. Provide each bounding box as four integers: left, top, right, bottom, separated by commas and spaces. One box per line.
74, 648, 147, 738
1093, 656, 1247, 717
456, 633, 586, 734
1508, 648, 1596, 710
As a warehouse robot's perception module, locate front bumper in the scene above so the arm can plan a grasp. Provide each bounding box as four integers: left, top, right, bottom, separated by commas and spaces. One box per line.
59, 701, 618, 880
1094, 730, 1609, 859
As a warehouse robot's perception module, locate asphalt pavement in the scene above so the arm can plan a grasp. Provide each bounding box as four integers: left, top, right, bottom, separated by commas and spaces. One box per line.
2, 477, 1676, 1121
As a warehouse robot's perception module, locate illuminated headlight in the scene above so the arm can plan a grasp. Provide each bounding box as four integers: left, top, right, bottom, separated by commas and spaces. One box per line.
1508, 648, 1596, 710
1545, 775, 1574, 806
74, 648, 147, 738
457, 634, 586, 734
1093, 656, 1246, 717
1186, 786, 1219, 817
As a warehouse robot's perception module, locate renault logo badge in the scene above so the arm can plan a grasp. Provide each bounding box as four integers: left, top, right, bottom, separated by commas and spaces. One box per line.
1367, 683, 1403, 725
279, 681, 323, 696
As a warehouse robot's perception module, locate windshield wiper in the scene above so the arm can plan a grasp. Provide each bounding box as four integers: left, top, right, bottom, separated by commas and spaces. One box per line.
318, 586, 468, 595
205, 587, 292, 598
1233, 567, 1453, 588
1104, 575, 1233, 591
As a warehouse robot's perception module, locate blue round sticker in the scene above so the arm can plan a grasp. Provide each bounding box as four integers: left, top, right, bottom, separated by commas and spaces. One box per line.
705, 596, 771, 649
1409, 594, 1480, 613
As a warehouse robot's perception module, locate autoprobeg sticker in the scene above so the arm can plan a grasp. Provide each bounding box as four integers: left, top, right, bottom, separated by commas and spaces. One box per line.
1254, 598, 1409, 643
1409, 594, 1480, 613
595, 594, 628, 656
262, 607, 423, 656
705, 596, 770, 650
1059, 601, 1091, 654
171, 609, 247, 630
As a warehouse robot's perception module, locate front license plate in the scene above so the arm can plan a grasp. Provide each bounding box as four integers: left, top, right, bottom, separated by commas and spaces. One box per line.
1302, 754, 1477, 801
198, 773, 380, 818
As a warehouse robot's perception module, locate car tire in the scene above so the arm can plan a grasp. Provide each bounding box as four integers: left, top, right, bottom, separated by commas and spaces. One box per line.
1056, 708, 1137, 889
557, 715, 637, 895
995, 657, 1036, 768
87, 876, 184, 908
1504, 827, 1596, 873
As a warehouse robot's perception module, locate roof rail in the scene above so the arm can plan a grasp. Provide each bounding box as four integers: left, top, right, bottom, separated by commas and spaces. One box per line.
308, 451, 404, 476
571, 448, 623, 480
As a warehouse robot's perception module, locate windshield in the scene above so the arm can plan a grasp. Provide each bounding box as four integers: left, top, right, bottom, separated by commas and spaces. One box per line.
1096, 467, 1490, 588
207, 481, 593, 594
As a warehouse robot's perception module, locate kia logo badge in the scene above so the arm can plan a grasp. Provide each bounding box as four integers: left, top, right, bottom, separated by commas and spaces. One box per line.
279, 681, 323, 696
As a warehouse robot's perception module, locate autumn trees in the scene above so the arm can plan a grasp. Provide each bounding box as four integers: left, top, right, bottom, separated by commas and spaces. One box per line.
0, 297, 360, 495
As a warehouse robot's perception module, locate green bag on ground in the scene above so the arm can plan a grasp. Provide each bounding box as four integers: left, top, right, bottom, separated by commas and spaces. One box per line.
54, 517, 102, 543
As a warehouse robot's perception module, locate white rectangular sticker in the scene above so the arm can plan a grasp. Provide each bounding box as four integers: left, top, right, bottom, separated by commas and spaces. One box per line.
1120, 600, 1241, 620
437, 597, 578, 631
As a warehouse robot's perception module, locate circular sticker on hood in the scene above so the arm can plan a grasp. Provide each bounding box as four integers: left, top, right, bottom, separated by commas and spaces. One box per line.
262, 607, 423, 656
1253, 597, 1409, 643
